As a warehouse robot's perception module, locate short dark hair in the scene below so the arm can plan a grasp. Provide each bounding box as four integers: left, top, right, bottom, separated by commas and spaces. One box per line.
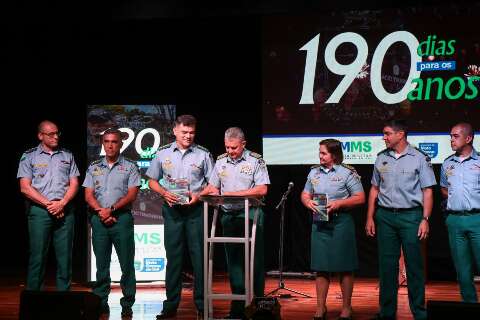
384, 119, 408, 135
102, 127, 123, 140
175, 114, 197, 127
319, 139, 344, 164
454, 122, 474, 144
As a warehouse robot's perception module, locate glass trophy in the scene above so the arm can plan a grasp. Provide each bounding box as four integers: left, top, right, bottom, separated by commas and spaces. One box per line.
168, 177, 190, 205
312, 193, 328, 222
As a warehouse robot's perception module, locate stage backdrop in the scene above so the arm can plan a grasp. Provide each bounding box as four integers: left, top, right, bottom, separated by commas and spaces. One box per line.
262, 4, 480, 164
86, 105, 176, 281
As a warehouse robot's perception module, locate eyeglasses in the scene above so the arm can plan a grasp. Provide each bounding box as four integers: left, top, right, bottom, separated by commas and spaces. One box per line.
41, 131, 61, 138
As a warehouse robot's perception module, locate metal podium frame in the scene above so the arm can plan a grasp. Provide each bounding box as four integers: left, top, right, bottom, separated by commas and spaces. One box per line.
200, 195, 264, 320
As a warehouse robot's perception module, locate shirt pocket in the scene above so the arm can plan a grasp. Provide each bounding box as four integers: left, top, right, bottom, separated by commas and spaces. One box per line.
475, 169, 480, 189
330, 181, 348, 199
399, 169, 417, 184
238, 171, 254, 188
114, 170, 129, 190
379, 169, 393, 186
190, 163, 204, 183
93, 176, 103, 190
58, 161, 71, 176
32, 165, 48, 182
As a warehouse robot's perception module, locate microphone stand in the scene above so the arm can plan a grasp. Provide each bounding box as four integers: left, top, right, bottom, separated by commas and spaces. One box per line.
266, 184, 312, 298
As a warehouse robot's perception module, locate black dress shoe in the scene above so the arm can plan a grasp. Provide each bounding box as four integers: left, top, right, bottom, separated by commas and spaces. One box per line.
156, 310, 177, 319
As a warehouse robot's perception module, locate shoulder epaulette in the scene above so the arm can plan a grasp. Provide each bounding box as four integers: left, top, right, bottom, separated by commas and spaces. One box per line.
311, 164, 321, 169
445, 153, 455, 161
413, 146, 429, 157
90, 158, 103, 166
60, 147, 71, 154
123, 157, 136, 164
341, 163, 357, 172
250, 151, 262, 159
196, 144, 210, 153
157, 143, 172, 151
217, 153, 228, 160
24, 147, 37, 154
377, 148, 388, 156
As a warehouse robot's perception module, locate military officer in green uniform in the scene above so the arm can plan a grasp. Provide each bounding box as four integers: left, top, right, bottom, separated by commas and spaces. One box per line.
201, 127, 270, 319
17, 120, 79, 291
366, 120, 436, 320
440, 122, 480, 302
301, 139, 365, 320
147, 115, 214, 319
83, 128, 141, 318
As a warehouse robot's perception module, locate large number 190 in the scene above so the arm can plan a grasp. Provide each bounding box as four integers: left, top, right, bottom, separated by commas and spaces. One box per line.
299, 31, 421, 105
99, 127, 161, 156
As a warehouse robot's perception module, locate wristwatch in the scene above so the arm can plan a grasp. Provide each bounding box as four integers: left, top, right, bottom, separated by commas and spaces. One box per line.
422, 216, 429, 222
110, 205, 116, 213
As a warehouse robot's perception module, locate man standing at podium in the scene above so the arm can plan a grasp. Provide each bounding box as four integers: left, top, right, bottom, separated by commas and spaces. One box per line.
147, 115, 214, 319
440, 122, 480, 302
202, 127, 270, 319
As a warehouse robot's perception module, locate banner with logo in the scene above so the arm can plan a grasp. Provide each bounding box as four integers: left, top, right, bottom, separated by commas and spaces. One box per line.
262, 4, 480, 165
263, 133, 480, 165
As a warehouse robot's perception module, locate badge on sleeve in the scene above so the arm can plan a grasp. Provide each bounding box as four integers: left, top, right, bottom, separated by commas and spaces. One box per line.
258, 158, 267, 168
426, 156, 432, 167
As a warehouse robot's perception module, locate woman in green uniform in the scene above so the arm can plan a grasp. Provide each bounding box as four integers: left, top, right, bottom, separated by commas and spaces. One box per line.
301, 139, 365, 320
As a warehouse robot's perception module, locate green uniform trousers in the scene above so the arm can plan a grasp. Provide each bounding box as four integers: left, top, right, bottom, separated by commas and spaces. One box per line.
162, 204, 204, 313
90, 211, 136, 310
221, 208, 265, 317
375, 207, 426, 320
445, 213, 480, 302
27, 204, 74, 291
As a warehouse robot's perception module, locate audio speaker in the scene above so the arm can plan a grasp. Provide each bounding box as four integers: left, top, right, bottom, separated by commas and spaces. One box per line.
427, 300, 480, 319
19, 290, 101, 320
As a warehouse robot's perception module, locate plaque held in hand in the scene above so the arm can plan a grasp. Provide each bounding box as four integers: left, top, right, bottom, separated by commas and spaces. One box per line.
168, 178, 190, 205
312, 193, 328, 222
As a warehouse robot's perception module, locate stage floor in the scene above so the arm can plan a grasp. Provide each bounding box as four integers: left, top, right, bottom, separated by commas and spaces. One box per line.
1, 275, 477, 320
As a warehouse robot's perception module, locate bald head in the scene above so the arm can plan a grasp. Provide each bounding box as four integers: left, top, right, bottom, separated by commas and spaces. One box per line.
37, 120, 60, 151
454, 122, 474, 142
38, 120, 58, 133
450, 122, 474, 154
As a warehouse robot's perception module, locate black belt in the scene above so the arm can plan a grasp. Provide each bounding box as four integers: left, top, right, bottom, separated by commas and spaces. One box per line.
378, 205, 422, 213
447, 209, 480, 216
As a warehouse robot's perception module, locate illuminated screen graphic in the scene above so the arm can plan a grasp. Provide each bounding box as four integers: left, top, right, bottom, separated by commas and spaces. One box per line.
262, 5, 480, 164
